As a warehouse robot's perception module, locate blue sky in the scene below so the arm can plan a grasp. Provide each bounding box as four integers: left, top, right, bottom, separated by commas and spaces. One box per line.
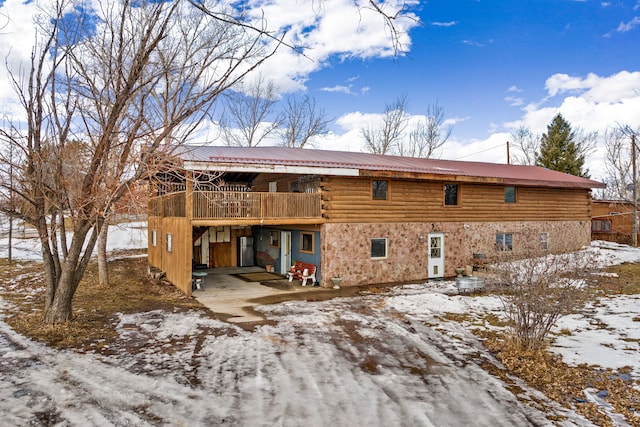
1, 0, 639, 180
267, 0, 638, 179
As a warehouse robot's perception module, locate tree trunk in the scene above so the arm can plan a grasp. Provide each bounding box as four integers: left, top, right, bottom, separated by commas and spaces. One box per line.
7, 213, 12, 264
97, 220, 109, 286
43, 274, 76, 324
42, 223, 98, 324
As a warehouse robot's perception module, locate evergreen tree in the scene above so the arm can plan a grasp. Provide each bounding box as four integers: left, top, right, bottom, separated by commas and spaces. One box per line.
536, 113, 590, 178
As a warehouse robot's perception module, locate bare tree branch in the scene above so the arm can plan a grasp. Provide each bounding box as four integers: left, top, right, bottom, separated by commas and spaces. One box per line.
219, 75, 281, 147
279, 94, 331, 148
362, 93, 408, 155
400, 100, 451, 158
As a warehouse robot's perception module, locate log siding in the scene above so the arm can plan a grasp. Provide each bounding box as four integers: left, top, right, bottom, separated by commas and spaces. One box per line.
321, 176, 592, 223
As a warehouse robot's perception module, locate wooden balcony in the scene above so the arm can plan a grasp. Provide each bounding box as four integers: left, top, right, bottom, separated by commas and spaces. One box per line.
149, 191, 322, 224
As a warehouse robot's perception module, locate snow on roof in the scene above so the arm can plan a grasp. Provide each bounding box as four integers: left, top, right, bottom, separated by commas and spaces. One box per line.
174, 145, 606, 189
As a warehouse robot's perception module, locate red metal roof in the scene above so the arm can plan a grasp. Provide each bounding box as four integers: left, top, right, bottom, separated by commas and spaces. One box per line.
175, 145, 605, 190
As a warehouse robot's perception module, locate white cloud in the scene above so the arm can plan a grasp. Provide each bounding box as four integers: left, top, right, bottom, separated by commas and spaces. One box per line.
616, 16, 640, 32
244, 0, 420, 93
544, 71, 640, 103
507, 85, 523, 93
0, 0, 420, 102
0, 0, 42, 112
320, 85, 356, 94
461, 40, 485, 47
503, 70, 640, 179
505, 96, 524, 107
431, 21, 457, 27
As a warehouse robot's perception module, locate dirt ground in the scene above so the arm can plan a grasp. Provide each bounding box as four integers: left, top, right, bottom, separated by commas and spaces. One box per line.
1, 255, 639, 426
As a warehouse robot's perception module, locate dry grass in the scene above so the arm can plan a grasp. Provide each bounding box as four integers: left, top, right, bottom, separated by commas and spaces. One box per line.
0, 255, 208, 352
472, 261, 640, 427
596, 262, 640, 295
479, 331, 640, 427
1, 256, 640, 425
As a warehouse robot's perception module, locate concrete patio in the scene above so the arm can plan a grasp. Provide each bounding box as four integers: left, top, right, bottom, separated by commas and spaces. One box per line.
192, 266, 330, 323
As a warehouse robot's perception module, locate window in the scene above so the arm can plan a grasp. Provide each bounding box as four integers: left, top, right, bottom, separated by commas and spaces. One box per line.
269, 230, 279, 247
504, 186, 517, 203
430, 236, 442, 259
591, 219, 612, 232
540, 232, 549, 250
444, 184, 458, 206
151, 229, 157, 247
496, 233, 513, 251
300, 232, 314, 254
372, 180, 388, 200
166, 233, 173, 253
215, 226, 231, 243
371, 238, 387, 259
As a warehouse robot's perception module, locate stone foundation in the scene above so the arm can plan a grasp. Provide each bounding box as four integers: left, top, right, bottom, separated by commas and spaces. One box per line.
320, 220, 590, 287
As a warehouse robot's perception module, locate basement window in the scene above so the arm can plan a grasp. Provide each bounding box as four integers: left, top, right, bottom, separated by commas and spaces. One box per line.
371, 238, 387, 259
540, 232, 549, 250
496, 233, 513, 251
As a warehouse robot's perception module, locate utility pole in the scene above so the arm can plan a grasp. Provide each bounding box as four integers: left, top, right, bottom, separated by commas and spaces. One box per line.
506, 141, 510, 165
633, 134, 638, 247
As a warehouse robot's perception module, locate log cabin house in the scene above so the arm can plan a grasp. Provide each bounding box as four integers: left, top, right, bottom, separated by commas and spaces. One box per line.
591, 200, 638, 244
147, 146, 605, 295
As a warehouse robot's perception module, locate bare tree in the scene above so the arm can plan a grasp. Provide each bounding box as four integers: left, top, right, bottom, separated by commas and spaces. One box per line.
219, 75, 281, 147
362, 94, 408, 155
279, 94, 331, 148
0, 0, 418, 324
604, 124, 640, 200
486, 236, 599, 351
509, 126, 539, 165
0, 0, 279, 324
399, 100, 451, 158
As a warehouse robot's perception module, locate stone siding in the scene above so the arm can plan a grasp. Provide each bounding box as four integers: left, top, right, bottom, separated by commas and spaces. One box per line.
320, 220, 590, 288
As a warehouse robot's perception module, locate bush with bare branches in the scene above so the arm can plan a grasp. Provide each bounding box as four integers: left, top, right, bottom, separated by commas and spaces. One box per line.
486, 242, 599, 351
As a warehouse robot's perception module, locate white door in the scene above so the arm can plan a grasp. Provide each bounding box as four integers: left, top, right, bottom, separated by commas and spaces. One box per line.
428, 233, 444, 279
280, 231, 292, 274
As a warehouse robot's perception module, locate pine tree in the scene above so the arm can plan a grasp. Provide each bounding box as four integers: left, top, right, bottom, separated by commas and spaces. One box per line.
536, 113, 590, 178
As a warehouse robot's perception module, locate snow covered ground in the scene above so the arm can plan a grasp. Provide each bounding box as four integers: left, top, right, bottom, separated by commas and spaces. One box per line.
0, 222, 639, 426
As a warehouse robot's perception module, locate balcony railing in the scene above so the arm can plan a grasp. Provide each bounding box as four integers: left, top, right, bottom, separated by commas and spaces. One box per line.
149, 191, 186, 218
149, 191, 321, 220
193, 191, 321, 220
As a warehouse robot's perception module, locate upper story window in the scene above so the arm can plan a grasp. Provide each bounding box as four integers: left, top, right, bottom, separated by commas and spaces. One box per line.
372, 180, 388, 200
444, 184, 458, 206
504, 186, 517, 203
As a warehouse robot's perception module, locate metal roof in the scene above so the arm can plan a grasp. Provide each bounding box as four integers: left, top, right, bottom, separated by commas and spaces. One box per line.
174, 145, 606, 190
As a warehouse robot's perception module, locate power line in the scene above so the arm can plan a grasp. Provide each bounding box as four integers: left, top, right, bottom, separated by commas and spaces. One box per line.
453, 142, 506, 161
